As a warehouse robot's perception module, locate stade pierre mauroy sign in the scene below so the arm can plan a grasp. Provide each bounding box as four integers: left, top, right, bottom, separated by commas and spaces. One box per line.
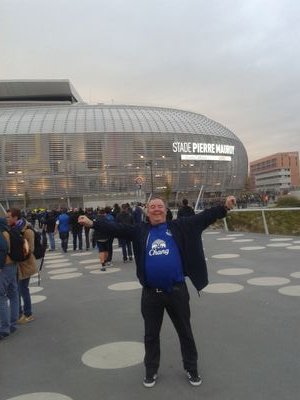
172, 142, 235, 161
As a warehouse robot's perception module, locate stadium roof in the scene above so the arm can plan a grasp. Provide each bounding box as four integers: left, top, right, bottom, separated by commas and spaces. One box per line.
0, 79, 83, 106
0, 103, 239, 140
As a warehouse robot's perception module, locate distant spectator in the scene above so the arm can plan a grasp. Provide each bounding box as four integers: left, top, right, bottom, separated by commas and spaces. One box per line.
177, 199, 195, 218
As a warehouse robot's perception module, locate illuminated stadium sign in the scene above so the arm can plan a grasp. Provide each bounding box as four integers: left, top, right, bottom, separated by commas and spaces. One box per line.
172, 142, 235, 161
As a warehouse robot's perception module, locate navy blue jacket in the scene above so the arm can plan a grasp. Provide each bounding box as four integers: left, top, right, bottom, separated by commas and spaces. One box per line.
93, 206, 227, 291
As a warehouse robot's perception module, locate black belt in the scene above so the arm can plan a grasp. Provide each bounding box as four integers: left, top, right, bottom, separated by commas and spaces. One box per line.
146, 281, 185, 293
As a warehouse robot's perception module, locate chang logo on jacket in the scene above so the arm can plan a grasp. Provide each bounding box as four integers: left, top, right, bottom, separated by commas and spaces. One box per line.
149, 239, 169, 256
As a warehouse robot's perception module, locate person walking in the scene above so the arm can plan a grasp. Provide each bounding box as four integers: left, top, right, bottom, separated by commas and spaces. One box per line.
79, 195, 236, 387
55, 209, 70, 253
0, 216, 19, 339
116, 204, 134, 262
6, 208, 37, 324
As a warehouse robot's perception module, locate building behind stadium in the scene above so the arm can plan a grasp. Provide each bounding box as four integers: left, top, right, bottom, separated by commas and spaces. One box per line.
0, 80, 248, 209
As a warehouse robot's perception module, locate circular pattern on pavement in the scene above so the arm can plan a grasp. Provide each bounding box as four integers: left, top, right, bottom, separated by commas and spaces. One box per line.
267, 243, 292, 247
81, 341, 144, 369
48, 268, 78, 275
290, 272, 300, 278
212, 254, 240, 259
29, 286, 44, 294
202, 283, 244, 293
278, 285, 300, 296
240, 246, 265, 251
204, 231, 220, 235
89, 268, 121, 274
79, 259, 100, 264
293, 240, 300, 244
247, 277, 290, 286
269, 238, 293, 241
226, 234, 244, 237
71, 252, 93, 257
45, 262, 73, 268
6, 394, 73, 400
31, 295, 47, 304
217, 268, 254, 276
50, 273, 82, 280
216, 237, 235, 241
84, 264, 101, 270
108, 281, 142, 291
232, 239, 254, 243
45, 257, 69, 264
286, 246, 300, 250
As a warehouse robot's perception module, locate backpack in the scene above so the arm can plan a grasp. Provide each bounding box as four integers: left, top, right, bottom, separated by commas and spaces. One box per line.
0, 231, 9, 267
8, 227, 30, 262
27, 227, 48, 260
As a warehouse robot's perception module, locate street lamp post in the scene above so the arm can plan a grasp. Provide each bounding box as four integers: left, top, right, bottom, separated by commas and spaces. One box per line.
145, 160, 154, 196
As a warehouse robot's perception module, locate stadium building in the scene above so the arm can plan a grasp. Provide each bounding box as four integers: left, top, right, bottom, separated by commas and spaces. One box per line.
0, 80, 248, 208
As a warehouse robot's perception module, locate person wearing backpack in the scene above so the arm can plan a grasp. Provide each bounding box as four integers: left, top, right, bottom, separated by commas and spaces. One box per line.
0, 216, 19, 340
6, 208, 37, 324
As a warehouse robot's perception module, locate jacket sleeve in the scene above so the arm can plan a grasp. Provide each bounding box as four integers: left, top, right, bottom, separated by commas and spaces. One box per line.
93, 219, 135, 240
183, 205, 227, 232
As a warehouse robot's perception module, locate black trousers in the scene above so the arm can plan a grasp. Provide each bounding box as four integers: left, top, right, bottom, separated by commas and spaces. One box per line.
141, 282, 198, 375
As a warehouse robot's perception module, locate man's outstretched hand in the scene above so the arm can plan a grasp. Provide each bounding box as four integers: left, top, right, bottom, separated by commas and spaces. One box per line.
225, 196, 236, 210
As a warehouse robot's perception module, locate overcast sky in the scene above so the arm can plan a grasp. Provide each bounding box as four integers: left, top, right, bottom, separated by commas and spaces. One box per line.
1, 0, 300, 161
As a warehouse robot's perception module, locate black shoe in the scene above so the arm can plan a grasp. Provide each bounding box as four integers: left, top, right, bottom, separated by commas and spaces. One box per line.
143, 373, 157, 388
129, 257, 133, 261
186, 371, 202, 386
0, 332, 9, 340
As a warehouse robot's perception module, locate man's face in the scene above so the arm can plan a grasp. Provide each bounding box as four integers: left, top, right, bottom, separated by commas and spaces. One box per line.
6, 211, 18, 227
147, 198, 167, 225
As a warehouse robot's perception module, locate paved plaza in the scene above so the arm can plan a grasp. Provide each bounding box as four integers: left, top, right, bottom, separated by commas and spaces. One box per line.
1, 230, 300, 400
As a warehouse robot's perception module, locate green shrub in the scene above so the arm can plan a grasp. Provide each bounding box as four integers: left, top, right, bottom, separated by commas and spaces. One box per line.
276, 196, 300, 208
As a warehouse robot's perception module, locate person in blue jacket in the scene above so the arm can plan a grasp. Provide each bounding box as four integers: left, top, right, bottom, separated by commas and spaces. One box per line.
78, 195, 236, 388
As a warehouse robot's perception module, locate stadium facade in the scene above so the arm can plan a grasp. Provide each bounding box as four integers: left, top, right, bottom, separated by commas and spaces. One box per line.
0, 80, 248, 208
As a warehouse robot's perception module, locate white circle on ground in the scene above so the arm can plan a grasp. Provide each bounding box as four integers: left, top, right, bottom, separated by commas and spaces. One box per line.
226, 234, 245, 237
269, 238, 294, 241
29, 286, 44, 294
204, 231, 220, 235
84, 264, 101, 270
108, 281, 142, 291
232, 239, 254, 243
216, 237, 235, 241
79, 259, 100, 264
202, 283, 244, 293
71, 252, 93, 256
278, 285, 300, 296
81, 341, 144, 369
45, 257, 68, 264
29, 277, 39, 284
45, 262, 73, 268
212, 254, 240, 259
113, 248, 122, 253
267, 243, 292, 247
247, 277, 290, 286
240, 246, 266, 251
90, 268, 121, 274
5, 394, 74, 400
290, 272, 300, 278
48, 268, 78, 275
287, 246, 300, 250
50, 273, 82, 280
293, 240, 300, 244
217, 268, 254, 276
44, 255, 66, 260
31, 295, 47, 304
